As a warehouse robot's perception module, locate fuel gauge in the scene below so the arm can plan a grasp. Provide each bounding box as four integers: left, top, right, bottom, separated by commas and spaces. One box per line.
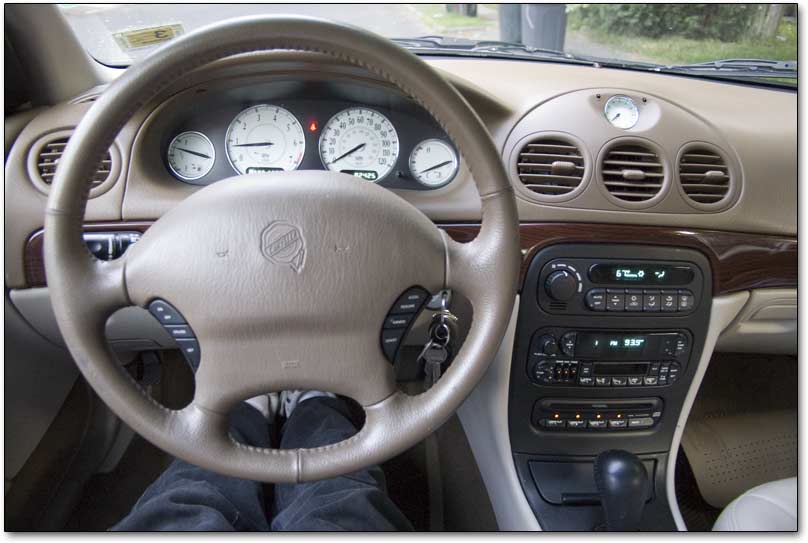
409, 139, 459, 188
167, 131, 215, 181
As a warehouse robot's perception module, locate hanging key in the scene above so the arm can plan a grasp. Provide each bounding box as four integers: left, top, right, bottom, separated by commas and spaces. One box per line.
419, 340, 450, 389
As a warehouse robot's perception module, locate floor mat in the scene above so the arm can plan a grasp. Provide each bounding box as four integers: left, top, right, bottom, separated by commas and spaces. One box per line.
674, 447, 721, 532
682, 409, 797, 509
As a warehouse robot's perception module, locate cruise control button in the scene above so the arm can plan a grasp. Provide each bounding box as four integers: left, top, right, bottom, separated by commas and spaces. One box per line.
661, 289, 678, 312
381, 329, 405, 360
625, 290, 643, 311
643, 290, 660, 312
608, 419, 628, 429
612, 376, 627, 386
176, 339, 201, 371
383, 313, 413, 329
606, 290, 625, 311
643, 376, 659, 386
585, 289, 606, 311
678, 290, 694, 311
148, 300, 186, 324
165, 325, 194, 339
390, 288, 428, 314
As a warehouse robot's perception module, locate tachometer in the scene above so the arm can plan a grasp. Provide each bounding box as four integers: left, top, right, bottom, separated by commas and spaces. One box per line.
319, 107, 399, 182
225, 105, 305, 174
409, 139, 459, 187
167, 131, 215, 181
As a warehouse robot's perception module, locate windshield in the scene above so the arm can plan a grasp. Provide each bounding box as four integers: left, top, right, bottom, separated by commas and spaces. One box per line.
60, 4, 797, 85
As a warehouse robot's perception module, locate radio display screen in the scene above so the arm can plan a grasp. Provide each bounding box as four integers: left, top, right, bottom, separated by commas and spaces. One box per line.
576, 333, 655, 358
589, 264, 694, 285
593, 363, 648, 376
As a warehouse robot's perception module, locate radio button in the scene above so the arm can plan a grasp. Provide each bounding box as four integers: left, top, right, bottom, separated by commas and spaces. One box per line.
661, 290, 678, 312
625, 289, 643, 311
658, 375, 669, 386
579, 363, 594, 377
578, 376, 594, 386
585, 289, 607, 311
612, 376, 628, 386
627, 376, 644, 386
675, 335, 688, 355
678, 290, 694, 311
606, 289, 625, 311
643, 376, 659, 386
595, 376, 610, 387
643, 290, 661, 311
560, 332, 576, 356
649, 362, 661, 375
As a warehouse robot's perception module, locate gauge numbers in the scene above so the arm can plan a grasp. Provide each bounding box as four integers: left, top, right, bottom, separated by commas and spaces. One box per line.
319, 107, 399, 182
604, 95, 639, 129
226, 105, 305, 174
167, 131, 215, 181
409, 139, 458, 187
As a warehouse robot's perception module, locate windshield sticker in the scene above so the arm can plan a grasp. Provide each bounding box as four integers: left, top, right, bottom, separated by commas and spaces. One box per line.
114, 24, 184, 50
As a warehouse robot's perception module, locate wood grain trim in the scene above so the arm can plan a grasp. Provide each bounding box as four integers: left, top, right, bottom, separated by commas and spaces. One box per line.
441, 222, 797, 295
24, 221, 796, 295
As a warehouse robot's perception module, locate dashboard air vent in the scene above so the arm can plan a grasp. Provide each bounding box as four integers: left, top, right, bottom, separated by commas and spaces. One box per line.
601, 144, 664, 203
36, 137, 112, 187
678, 147, 731, 205
516, 138, 585, 198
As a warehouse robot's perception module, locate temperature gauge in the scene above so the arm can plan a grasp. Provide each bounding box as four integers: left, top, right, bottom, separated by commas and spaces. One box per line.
409, 139, 459, 187
167, 131, 215, 181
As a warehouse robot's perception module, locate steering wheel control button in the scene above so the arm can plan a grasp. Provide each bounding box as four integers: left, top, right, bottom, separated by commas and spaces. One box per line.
176, 339, 201, 371
585, 289, 606, 311
606, 290, 625, 311
148, 300, 186, 324
383, 314, 413, 329
381, 329, 406, 361
390, 288, 429, 314
165, 325, 193, 339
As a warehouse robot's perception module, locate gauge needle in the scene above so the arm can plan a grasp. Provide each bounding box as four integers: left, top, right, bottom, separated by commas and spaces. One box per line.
419, 160, 453, 174
328, 143, 365, 165
176, 147, 212, 159
610, 112, 621, 122
231, 142, 275, 147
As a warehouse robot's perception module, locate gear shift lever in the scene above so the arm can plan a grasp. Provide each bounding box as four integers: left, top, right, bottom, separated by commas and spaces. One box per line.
593, 450, 649, 531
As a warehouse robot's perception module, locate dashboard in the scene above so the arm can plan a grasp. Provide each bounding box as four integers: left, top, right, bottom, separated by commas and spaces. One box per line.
155, 79, 459, 190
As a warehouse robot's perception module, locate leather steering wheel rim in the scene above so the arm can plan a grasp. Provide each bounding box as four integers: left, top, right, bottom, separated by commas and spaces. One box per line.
44, 16, 520, 483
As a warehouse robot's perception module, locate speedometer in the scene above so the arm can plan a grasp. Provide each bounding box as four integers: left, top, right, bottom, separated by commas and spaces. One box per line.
225, 104, 305, 174
319, 107, 399, 182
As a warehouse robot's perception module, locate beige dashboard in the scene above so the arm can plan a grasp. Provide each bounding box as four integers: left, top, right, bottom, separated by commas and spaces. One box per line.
4, 52, 798, 291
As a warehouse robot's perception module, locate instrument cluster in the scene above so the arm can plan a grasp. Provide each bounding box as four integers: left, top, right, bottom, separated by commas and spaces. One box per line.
161, 80, 460, 190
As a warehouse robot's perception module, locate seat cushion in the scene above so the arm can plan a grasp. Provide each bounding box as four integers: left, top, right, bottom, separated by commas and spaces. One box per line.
713, 477, 797, 531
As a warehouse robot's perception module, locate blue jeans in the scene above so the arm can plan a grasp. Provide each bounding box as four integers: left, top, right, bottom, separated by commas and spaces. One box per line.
113, 397, 412, 531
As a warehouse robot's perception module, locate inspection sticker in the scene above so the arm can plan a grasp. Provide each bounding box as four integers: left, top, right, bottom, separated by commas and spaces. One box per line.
114, 24, 184, 50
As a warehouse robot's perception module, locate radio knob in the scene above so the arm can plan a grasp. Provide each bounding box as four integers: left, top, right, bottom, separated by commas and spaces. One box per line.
538, 335, 560, 356
545, 270, 579, 301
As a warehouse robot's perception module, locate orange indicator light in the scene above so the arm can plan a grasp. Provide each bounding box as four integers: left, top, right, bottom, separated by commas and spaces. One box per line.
308, 120, 318, 132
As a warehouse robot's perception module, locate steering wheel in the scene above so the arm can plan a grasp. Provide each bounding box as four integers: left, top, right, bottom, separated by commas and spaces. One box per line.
44, 16, 520, 483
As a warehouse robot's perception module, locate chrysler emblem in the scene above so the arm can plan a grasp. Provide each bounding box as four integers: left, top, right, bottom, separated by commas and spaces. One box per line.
261, 221, 306, 273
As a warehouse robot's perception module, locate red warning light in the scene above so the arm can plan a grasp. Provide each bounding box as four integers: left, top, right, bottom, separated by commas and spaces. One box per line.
308, 120, 318, 132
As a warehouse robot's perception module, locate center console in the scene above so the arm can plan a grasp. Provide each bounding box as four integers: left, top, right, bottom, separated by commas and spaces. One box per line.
508, 244, 712, 530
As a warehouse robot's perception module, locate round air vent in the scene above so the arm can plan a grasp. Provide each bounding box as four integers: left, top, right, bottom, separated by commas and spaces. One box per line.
678, 144, 733, 209
513, 134, 588, 202
27, 131, 119, 197
599, 141, 667, 207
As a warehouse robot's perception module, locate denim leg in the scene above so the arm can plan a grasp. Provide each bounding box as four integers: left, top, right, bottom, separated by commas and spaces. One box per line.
112, 402, 271, 531
271, 396, 413, 531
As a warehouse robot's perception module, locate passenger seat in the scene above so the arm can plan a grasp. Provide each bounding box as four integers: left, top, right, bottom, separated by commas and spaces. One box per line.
713, 478, 797, 531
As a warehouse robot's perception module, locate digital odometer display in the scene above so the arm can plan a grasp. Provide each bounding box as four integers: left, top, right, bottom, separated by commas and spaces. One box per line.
589, 264, 694, 285
341, 169, 379, 181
